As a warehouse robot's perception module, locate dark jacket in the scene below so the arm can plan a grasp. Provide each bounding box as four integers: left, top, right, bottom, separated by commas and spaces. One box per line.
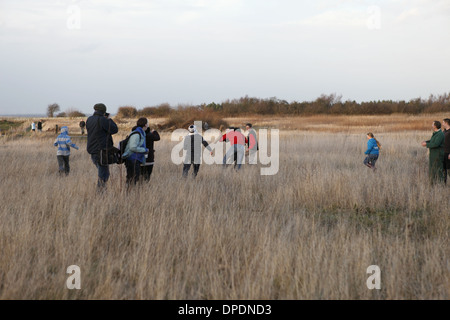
145, 129, 160, 163
444, 129, 450, 154
86, 112, 118, 154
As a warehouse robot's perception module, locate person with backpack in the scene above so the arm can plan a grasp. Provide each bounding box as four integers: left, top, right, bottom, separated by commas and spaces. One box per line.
54, 126, 79, 176
363, 132, 381, 171
79, 120, 86, 135
182, 124, 212, 178
141, 126, 160, 182
86, 103, 118, 189
121, 118, 149, 186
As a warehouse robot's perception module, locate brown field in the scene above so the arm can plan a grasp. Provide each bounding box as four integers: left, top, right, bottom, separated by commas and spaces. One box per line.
0, 114, 448, 299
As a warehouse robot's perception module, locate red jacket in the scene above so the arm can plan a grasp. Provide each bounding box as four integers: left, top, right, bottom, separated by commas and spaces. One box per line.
220, 131, 248, 146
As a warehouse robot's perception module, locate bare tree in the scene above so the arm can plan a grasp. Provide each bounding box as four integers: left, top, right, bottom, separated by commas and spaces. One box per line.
47, 103, 60, 117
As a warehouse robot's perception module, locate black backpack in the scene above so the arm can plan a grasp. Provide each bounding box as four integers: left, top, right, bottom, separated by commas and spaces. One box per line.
117, 131, 139, 164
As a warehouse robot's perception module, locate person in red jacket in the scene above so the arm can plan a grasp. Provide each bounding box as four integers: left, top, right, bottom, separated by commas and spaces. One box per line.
220, 127, 248, 170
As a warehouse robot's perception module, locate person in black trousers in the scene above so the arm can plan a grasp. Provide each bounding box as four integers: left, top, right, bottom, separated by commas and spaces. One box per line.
141, 126, 160, 181
182, 124, 212, 178
443, 118, 450, 184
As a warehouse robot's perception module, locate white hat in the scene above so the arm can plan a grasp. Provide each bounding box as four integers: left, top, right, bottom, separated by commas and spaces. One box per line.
188, 125, 196, 133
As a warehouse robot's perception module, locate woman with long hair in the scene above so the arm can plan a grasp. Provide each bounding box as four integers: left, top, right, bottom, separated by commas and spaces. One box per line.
364, 132, 381, 171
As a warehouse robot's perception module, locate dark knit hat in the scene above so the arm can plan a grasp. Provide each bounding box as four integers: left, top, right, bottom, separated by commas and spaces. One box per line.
93, 103, 107, 113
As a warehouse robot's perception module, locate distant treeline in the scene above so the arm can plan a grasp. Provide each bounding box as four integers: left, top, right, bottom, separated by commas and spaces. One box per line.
117, 93, 450, 119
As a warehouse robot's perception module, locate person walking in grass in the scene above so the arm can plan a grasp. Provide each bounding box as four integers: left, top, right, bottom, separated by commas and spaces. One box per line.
363, 132, 381, 171
220, 127, 248, 170
37, 120, 43, 133
182, 124, 212, 178
246, 123, 258, 164
443, 118, 450, 185
422, 121, 445, 184
86, 103, 118, 189
54, 126, 79, 176
122, 118, 149, 186
141, 126, 160, 182
79, 119, 86, 135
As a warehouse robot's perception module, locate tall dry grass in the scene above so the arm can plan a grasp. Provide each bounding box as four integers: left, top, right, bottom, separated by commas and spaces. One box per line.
0, 129, 448, 299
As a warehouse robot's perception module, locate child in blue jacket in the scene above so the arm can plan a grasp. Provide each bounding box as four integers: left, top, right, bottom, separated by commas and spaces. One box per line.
364, 132, 381, 170
54, 126, 79, 175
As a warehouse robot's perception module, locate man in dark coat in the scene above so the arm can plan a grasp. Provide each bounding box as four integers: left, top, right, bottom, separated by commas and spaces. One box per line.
442, 118, 450, 184
141, 126, 160, 181
86, 103, 118, 189
421, 121, 445, 184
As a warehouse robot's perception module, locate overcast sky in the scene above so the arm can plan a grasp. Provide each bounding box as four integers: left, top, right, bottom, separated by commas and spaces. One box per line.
0, 0, 449, 115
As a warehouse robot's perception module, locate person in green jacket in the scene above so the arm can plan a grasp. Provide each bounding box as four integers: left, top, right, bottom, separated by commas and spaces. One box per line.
421, 121, 445, 184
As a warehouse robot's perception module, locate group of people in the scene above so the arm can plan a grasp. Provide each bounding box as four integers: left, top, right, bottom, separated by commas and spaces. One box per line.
363, 118, 450, 184
181, 123, 259, 178
421, 119, 450, 184
30, 120, 43, 133
52, 103, 450, 187
81, 103, 258, 189
83, 103, 162, 188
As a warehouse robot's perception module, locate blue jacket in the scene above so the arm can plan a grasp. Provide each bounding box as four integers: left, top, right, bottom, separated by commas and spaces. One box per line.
54, 126, 79, 156
365, 138, 379, 155
122, 127, 148, 163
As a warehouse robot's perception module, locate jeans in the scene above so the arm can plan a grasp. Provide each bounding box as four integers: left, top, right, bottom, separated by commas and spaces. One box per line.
91, 153, 110, 188
125, 158, 141, 185
364, 154, 379, 168
223, 144, 245, 170
248, 149, 257, 164
57, 155, 70, 175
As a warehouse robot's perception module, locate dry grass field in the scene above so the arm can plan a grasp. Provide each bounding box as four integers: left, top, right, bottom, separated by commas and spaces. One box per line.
0, 114, 448, 299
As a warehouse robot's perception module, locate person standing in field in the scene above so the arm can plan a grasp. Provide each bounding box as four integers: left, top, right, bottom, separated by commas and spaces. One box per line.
79, 120, 86, 135
246, 123, 258, 164
363, 132, 381, 171
122, 118, 149, 186
220, 127, 248, 170
37, 120, 42, 133
31, 121, 36, 133
86, 103, 119, 189
141, 126, 160, 182
182, 124, 212, 178
54, 126, 79, 176
441, 118, 450, 184
421, 121, 445, 184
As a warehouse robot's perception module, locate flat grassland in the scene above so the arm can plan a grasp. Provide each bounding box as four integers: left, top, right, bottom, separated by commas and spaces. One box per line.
0, 114, 448, 299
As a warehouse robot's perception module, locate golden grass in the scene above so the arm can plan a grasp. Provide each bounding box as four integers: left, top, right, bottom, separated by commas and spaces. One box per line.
0, 117, 449, 299
224, 113, 450, 133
